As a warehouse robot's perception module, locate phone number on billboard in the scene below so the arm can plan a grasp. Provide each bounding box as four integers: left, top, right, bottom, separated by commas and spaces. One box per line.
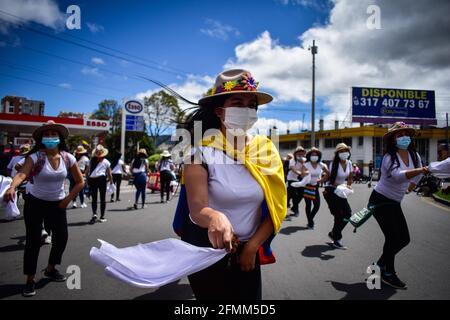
353, 97, 430, 109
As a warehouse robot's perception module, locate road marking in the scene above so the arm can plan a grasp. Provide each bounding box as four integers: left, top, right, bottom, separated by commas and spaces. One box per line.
421, 197, 450, 212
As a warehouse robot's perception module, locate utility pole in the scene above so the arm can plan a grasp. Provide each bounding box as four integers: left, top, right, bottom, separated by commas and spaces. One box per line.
446, 112, 449, 152
309, 40, 318, 148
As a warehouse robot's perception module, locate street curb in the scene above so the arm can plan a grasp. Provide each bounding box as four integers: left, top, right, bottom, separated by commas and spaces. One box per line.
432, 193, 450, 206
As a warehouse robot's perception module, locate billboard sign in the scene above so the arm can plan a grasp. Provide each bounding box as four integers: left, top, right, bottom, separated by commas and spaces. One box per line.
352, 87, 436, 125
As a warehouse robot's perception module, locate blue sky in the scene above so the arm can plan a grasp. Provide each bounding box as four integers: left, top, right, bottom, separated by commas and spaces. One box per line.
0, 0, 449, 133
0, 0, 331, 132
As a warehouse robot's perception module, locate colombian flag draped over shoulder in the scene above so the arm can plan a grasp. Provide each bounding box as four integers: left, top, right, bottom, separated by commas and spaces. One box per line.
172, 131, 287, 264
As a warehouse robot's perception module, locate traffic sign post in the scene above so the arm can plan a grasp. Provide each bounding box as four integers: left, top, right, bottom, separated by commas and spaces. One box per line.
121, 100, 145, 160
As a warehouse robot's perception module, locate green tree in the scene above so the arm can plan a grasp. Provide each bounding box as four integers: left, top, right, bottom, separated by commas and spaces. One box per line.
143, 90, 182, 144
91, 99, 121, 133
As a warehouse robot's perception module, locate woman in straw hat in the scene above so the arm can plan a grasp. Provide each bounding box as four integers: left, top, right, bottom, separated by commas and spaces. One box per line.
368, 122, 428, 289
3, 120, 84, 297
286, 146, 307, 217
69, 145, 90, 209
6, 143, 31, 178
131, 148, 149, 209
323, 142, 353, 249
110, 151, 126, 203
87, 145, 113, 223
156, 150, 175, 204
169, 69, 286, 300
300, 147, 329, 229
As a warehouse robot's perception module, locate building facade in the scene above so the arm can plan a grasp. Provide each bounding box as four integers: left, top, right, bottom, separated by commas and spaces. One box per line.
277, 125, 447, 175
1, 96, 45, 116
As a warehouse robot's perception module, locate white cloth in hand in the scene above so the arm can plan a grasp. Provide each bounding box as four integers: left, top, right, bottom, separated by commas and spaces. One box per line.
90, 238, 227, 288
334, 184, 354, 199
291, 174, 311, 188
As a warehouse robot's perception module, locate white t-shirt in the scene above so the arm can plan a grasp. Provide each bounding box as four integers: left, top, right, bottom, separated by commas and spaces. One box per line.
189, 147, 265, 241
112, 159, 125, 174
327, 160, 352, 186
375, 152, 422, 202
29, 152, 77, 201
77, 155, 90, 173
304, 162, 325, 186
132, 159, 148, 173
7, 155, 24, 178
287, 159, 304, 181
157, 158, 173, 172
89, 159, 111, 178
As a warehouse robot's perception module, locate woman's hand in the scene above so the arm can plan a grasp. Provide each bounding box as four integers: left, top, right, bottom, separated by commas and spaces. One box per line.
239, 241, 258, 272
207, 212, 234, 252
3, 187, 16, 202
58, 197, 71, 209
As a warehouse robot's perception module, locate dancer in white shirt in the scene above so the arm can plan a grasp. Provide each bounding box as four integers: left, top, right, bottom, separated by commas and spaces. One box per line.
368, 122, 428, 290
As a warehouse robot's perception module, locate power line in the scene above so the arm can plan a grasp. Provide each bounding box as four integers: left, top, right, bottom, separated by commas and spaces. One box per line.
0, 9, 188, 78
0, 72, 119, 98
0, 58, 132, 94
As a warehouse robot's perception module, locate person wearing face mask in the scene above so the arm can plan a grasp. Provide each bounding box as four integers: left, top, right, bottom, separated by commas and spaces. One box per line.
168, 69, 286, 300
368, 122, 428, 289
286, 146, 307, 217
3, 120, 84, 297
323, 143, 353, 249
88, 145, 113, 224
300, 148, 329, 229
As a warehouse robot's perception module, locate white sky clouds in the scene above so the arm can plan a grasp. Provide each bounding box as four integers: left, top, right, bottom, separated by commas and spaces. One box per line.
135, 0, 450, 133
86, 22, 104, 34
0, 0, 65, 32
91, 57, 105, 65
200, 19, 240, 41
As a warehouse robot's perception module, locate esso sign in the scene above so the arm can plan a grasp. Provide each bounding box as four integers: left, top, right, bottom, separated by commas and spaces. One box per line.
125, 100, 144, 114
86, 120, 108, 128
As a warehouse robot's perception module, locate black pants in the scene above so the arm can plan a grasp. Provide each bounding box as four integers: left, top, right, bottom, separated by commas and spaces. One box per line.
23, 194, 68, 276
88, 176, 107, 218
160, 170, 172, 201
68, 175, 85, 204
287, 181, 303, 213
305, 186, 320, 226
111, 174, 122, 200
323, 186, 351, 241
370, 190, 410, 274
181, 217, 262, 300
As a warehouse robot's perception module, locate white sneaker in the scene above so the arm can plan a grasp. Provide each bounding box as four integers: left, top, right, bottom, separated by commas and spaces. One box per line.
72, 202, 77, 208
80, 203, 87, 208
44, 235, 52, 245
99, 218, 107, 223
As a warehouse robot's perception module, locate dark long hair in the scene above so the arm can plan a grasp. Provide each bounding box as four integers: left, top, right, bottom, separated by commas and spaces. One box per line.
111, 152, 122, 169
138, 76, 229, 146
329, 151, 351, 185
132, 152, 147, 169
26, 132, 69, 158
383, 134, 419, 176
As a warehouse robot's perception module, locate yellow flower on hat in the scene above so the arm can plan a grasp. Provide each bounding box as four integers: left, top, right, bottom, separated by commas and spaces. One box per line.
206, 87, 216, 96
223, 81, 236, 91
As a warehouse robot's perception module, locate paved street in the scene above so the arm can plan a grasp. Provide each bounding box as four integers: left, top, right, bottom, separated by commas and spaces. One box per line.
1, 183, 449, 300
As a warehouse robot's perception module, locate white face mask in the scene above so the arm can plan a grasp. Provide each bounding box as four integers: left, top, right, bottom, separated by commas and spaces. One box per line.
223, 107, 258, 132
310, 156, 319, 163
339, 152, 350, 160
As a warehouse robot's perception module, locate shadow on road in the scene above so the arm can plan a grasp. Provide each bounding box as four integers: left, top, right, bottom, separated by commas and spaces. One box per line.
0, 236, 26, 252
279, 226, 309, 235
301, 244, 336, 260
0, 278, 52, 299
327, 280, 397, 300
67, 221, 92, 227
132, 280, 194, 300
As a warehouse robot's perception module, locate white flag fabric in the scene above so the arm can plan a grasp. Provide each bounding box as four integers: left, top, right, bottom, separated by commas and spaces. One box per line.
334, 184, 354, 199
429, 158, 450, 177
106, 183, 116, 195
0, 175, 20, 220
291, 174, 311, 188
90, 238, 227, 288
